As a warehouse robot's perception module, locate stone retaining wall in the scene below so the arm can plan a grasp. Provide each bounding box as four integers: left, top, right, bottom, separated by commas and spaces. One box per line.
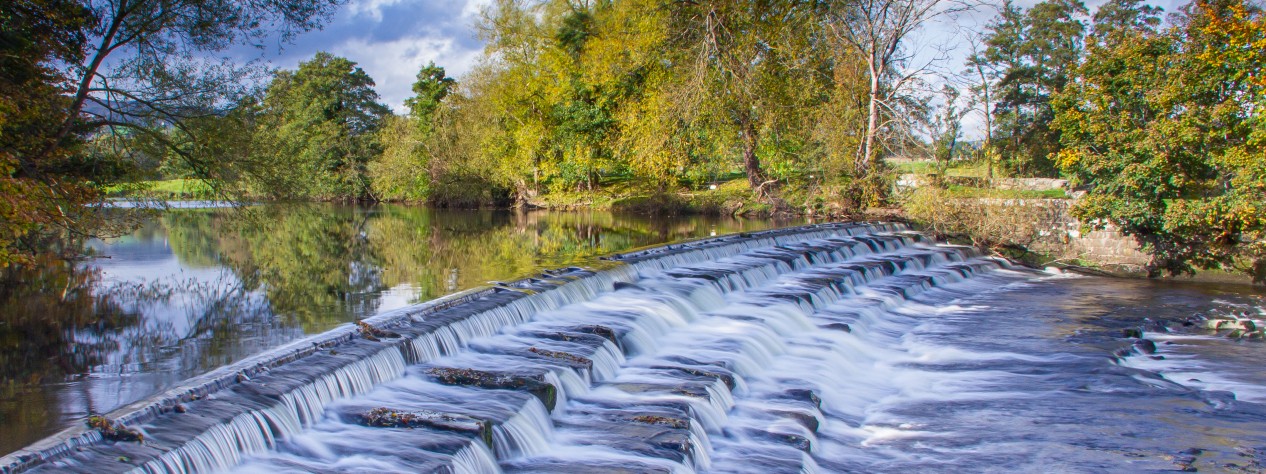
994, 199, 1150, 272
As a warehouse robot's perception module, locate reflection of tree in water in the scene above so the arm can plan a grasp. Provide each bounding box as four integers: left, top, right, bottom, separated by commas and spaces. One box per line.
367, 207, 798, 304
163, 210, 227, 269
0, 250, 277, 453
101, 272, 275, 374
0, 257, 140, 454
163, 205, 795, 330
169, 205, 389, 333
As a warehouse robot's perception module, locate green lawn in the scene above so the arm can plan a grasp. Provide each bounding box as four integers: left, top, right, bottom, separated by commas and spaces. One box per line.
890, 160, 990, 178
106, 179, 217, 199
945, 184, 1067, 199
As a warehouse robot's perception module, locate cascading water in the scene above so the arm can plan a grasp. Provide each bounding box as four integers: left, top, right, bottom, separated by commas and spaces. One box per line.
9, 222, 1266, 474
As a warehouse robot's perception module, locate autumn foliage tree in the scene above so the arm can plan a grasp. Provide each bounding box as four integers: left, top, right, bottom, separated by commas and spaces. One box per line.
1054, 0, 1266, 281
449, 0, 875, 204
1, 0, 342, 265
1, 0, 98, 265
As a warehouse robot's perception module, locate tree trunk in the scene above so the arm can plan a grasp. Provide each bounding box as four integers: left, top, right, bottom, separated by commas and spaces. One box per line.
741, 119, 765, 193
30, 5, 126, 169
860, 73, 880, 174
978, 64, 994, 187
984, 93, 994, 187
532, 158, 539, 190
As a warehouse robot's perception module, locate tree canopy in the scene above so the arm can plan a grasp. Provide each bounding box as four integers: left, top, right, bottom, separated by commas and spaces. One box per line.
0, 0, 343, 265
1054, 0, 1265, 281
253, 52, 390, 200
6, 0, 1264, 283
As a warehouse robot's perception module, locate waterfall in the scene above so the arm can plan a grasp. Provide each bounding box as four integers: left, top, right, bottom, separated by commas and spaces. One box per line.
13, 223, 1024, 474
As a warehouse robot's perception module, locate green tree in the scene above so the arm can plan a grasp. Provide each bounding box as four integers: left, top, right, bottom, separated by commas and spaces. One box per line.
406, 63, 457, 137
0, 0, 341, 266
1054, 0, 1265, 282
254, 52, 390, 201
369, 64, 456, 202
985, 0, 1088, 177
471, 0, 558, 198
930, 85, 967, 174
1089, 0, 1162, 43
369, 115, 428, 201
667, 0, 826, 196
469, 0, 677, 198
961, 29, 1001, 183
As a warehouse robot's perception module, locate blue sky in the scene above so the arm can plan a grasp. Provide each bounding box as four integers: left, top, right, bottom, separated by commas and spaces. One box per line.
246, 0, 1184, 126
236, 0, 491, 112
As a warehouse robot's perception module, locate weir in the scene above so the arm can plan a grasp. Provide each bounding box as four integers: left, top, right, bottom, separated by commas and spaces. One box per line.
3, 222, 1014, 474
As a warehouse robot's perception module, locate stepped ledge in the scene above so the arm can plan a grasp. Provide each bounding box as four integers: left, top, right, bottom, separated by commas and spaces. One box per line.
1, 222, 900, 474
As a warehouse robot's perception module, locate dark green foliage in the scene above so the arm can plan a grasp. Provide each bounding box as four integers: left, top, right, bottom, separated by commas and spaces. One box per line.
406, 63, 455, 137
253, 52, 390, 200
1053, 0, 1265, 282
983, 0, 1088, 177
556, 9, 594, 58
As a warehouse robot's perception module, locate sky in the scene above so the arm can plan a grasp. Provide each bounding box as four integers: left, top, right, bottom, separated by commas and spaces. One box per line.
916, 0, 1186, 138
242, 0, 1185, 127
234, 0, 493, 113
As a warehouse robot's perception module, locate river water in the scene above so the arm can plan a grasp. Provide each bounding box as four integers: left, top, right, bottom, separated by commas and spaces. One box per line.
0, 204, 799, 455
3, 208, 1265, 474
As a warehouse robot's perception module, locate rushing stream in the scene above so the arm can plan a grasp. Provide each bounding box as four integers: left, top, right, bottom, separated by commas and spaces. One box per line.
3, 214, 1265, 473
0, 205, 798, 456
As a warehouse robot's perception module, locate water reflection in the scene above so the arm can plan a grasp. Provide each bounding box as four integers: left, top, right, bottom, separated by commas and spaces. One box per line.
0, 204, 800, 454
0, 258, 142, 454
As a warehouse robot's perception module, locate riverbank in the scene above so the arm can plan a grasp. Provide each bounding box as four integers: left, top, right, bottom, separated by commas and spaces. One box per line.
899, 186, 1262, 287
112, 178, 846, 218
0, 205, 800, 455
106, 177, 1262, 287
105, 179, 218, 200
8, 221, 1264, 473
526, 179, 802, 217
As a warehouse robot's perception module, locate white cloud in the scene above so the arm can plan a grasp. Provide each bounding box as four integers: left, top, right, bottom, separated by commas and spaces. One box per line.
345, 0, 407, 22
332, 35, 483, 113
461, 0, 493, 21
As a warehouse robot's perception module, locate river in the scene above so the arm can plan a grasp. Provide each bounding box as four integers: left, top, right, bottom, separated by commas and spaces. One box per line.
0, 204, 800, 455
2, 208, 1264, 473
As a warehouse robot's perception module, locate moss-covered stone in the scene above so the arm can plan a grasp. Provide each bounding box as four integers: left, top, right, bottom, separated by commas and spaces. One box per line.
356, 320, 400, 342
426, 367, 558, 411
86, 416, 144, 443
354, 407, 493, 448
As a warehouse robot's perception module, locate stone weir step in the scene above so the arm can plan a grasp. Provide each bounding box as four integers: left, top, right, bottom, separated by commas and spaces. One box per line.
0, 222, 906, 474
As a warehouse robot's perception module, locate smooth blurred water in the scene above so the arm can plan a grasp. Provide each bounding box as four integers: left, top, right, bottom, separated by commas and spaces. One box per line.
0, 204, 800, 455
6, 209, 1266, 474
200, 227, 1264, 473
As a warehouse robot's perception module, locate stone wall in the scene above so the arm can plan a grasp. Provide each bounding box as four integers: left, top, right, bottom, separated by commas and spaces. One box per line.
994, 177, 1069, 191
1007, 199, 1151, 272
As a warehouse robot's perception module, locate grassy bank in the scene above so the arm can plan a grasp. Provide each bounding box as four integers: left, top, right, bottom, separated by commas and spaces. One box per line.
527, 178, 839, 218
106, 179, 218, 200
891, 159, 991, 178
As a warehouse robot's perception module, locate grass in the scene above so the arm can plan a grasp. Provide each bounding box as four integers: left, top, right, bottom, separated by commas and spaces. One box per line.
106, 179, 217, 200
530, 177, 786, 216
890, 160, 990, 178
945, 185, 1067, 199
